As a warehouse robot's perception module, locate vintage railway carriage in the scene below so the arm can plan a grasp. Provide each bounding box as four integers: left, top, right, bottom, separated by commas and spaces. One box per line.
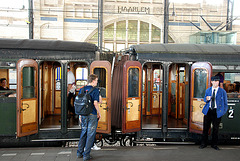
123, 44, 240, 143
1, 39, 240, 147
0, 38, 115, 146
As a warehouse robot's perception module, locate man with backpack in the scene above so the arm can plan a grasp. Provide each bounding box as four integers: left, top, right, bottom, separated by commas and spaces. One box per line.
76, 74, 101, 161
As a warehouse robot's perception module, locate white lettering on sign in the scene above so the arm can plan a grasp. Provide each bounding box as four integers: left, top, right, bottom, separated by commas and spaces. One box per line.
228, 108, 234, 119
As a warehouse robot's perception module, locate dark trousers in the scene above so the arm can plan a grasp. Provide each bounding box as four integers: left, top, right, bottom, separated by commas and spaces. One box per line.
67, 92, 75, 115
202, 108, 221, 146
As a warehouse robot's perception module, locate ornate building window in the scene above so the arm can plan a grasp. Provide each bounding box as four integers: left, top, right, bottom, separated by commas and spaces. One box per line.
87, 20, 174, 52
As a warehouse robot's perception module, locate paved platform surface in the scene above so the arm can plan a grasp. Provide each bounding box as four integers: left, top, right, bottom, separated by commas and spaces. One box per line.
1, 145, 240, 161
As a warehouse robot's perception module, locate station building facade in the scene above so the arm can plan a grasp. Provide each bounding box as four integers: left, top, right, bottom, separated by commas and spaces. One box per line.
0, 0, 239, 51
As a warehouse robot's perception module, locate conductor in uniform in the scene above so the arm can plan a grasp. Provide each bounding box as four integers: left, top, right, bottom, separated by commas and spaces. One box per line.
199, 76, 228, 150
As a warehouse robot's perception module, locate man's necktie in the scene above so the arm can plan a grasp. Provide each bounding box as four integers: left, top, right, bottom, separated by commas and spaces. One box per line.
211, 89, 215, 109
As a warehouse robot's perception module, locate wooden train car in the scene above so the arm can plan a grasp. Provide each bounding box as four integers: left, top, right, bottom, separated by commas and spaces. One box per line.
0, 38, 113, 146
1, 39, 240, 147
121, 44, 240, 143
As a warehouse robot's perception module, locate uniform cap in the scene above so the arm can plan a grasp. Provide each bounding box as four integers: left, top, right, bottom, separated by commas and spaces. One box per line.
211, 76, 220, 81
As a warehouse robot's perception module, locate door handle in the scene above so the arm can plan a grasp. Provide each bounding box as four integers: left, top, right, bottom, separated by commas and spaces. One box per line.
20, 103, 29, 113
100, 102, 107, 107
125, 102, 133, 110
103, 106, 109, 111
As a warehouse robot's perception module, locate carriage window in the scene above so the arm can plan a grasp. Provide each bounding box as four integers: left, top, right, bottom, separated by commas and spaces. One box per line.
55, 67, 61, 90
153, 69, 162, 91
9, 69, 17, 89
76, 67, 88, 89
179, 67, 185, 83
143, 70, 146, 90
22, 67, 35, 99
0, 68, 16, 97
224, 73, 240, 99
194, 69, 207, 98
0, 61, 16, 67
212, 65, 227, 70
94, 68, 106, 98
128, 68, 139, 97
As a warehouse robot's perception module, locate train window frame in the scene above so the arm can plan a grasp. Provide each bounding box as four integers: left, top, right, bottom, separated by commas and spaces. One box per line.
76, 67, 88, 89
9, 69, 17, 89
93, 68, 107, 98
22, 67, 36, 99
128, 68, 140, 98
223, 72, 240, 99
0, 61, 16, 68
213, 65, 240, 71
55, 67, 61, 90
153, 68, 163, 92
0, 67, 17, 97
193, 68, 208, 99
212, 65, 227, 70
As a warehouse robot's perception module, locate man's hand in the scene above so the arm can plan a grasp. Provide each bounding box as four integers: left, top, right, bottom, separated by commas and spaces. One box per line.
206, 96, 211, 101
97, 113, 101, 120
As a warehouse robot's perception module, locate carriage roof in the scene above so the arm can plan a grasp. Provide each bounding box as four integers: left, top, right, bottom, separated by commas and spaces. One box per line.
0, 38, 97, 52
130, 44, 240, 54
0, 38, 97, 61
129, 44, 240, 64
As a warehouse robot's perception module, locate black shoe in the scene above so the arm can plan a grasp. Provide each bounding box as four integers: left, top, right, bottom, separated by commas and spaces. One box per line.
211, 145, 220, 150
79, 155, 92, 159
83, 156, 93, 161
77, 154, 83, 158
83, 159, 90, 161
199, 144, 207, 149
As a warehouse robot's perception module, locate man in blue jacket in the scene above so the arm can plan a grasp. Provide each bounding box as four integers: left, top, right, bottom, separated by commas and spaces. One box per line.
199, 76, 228, 150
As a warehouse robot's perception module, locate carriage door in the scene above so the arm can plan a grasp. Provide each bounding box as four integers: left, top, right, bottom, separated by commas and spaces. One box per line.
54, 65, 61, 114
90, 61, 111, 133
122, 61, 142, 133
189, 62, 212, 133
17, 59, 38, 137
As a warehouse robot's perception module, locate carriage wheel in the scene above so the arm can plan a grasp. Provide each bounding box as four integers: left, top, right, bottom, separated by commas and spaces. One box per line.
95, 139, 103, 147
122, 136, 133, 146
104, 135, 117, 145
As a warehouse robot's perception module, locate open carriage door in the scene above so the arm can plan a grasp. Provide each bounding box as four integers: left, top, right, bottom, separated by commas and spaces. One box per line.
90, 61, 111, 134
122, 61, 142, 133
189, 62, 212, 134
17, 59, 38, 137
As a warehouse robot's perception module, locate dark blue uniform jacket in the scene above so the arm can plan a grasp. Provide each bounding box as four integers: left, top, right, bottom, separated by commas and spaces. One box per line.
202, 87, 228, 118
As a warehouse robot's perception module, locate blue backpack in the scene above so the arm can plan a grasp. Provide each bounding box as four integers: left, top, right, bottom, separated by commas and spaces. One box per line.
74, 87, 95, 116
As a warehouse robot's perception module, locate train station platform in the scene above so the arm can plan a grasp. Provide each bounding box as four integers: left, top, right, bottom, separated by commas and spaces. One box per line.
1, 145, 240, 161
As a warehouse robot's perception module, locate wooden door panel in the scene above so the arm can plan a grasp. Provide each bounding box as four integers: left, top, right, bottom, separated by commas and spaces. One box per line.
178, 84, 184, 119
54, 90, 61, 114
189, 62, 212, 134
17, 59, 38, 137
97, 99, 108, 130
142, 92, 146, 115
22, 99, 37, 124
126, 99, 140, 121
152, 92, 160, 115
192, 99, 204, 123
90, 61, 111, 134
122, 61, 142, 133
